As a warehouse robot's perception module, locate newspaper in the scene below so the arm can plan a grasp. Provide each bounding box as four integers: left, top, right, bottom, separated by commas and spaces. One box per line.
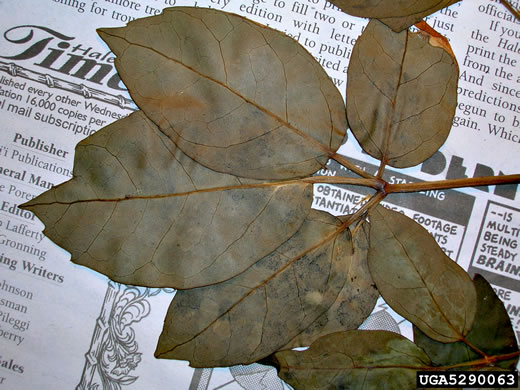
0, 0, 518, 388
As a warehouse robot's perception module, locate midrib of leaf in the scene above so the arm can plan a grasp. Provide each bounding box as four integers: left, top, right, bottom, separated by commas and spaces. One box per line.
156, 193, 384, 358
378, 211, 466, 342
280, 364, 424, 371
21, 180, 305, 207
24, 176, 383, 208
103, 31, 336, 157
388, 59, 455, 164
500, 0, 520, 20
156, 224, 345, 358
380, 31, 409, 175
279, 351, 520, 372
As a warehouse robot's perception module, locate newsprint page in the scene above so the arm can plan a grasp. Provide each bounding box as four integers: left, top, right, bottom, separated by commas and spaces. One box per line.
0, 0, 518, 388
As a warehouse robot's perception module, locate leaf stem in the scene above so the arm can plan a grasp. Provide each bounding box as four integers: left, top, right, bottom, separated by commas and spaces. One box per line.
460, 336, 490, 360
331, 153, 377, 179
385, 174, 520, 193
304, 176, 384, 191
340, 191, 387, 228
376, 160, 386, 180
156, 192, 387, 359
500, 0, 520, 21
431, 350, 520, 371
281, 350, 520, 372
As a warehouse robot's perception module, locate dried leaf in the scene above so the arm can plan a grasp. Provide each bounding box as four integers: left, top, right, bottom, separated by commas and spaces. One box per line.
21, 111, 312, 289
283, 222, 378, 349
414, 274, 519, 370
368, 206, 476, 343
330, 0, 460, 31
273, 330, 431, 389
347, 19, 458, 168
97, 7, 346, 180
155, 211, 352, 367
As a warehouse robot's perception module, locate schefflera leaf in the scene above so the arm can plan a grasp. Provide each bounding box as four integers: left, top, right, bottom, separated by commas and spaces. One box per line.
155, 210, 353, 367
97, 7, 347, 180
272, 330, 432, 389
347, 19, 458, 168
330, 0, 460, 32
414, 274, 519, 370
21, 111, 312, 289
283, 222, 378, 349
368, 206, 477, 343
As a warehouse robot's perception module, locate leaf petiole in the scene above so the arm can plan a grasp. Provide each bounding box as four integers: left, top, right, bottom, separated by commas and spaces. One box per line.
330, 153, 377, 179
459, 336, 490, 360
500, 0, 520, 21
430, 349, 520, 371
385, 174, 520, 193
304, 176, 384, 190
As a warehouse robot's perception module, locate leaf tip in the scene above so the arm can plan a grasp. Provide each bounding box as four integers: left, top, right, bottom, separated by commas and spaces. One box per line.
154, 330, 176, 360
153, 343, 168, 360
96, 27, 128, 56
96, 27, 113, 40
18, 196, 41, 212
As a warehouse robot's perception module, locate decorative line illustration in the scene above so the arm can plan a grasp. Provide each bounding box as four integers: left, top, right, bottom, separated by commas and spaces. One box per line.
76, 282, 168, 390
0, 61, 137, 111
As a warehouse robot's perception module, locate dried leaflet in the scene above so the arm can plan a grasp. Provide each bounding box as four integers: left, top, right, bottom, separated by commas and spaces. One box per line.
273, 330, 431, 389
97, 7, 346, 180
330, 0, 460, 32
347, 19, 458, 168
283, 222, 378, 349
414, 274, 519, 370
368, 206, 476, 343
21, 112, 312, 289
155, 211, 351, 367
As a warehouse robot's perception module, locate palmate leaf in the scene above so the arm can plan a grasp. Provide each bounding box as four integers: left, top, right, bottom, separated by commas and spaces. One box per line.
97, 7, 347, 180
155, 210, 358, 367
272, 330, 432, 389
368, 206, 477, 343
347, 19, 458, 168
414, 274, 519, 370
330, 0, 460, 32
21, 112, 312, 289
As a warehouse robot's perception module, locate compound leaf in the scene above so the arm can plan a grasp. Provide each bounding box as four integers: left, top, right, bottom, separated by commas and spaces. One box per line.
368, 206, 476, 343
414, 274, 519, 370
347, 19, 458, 168
330, 0, 460, 31
155, 210, 353, 367
273, 330, 431, 389
97, 7, 346, 180
21, 111, 312, 289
